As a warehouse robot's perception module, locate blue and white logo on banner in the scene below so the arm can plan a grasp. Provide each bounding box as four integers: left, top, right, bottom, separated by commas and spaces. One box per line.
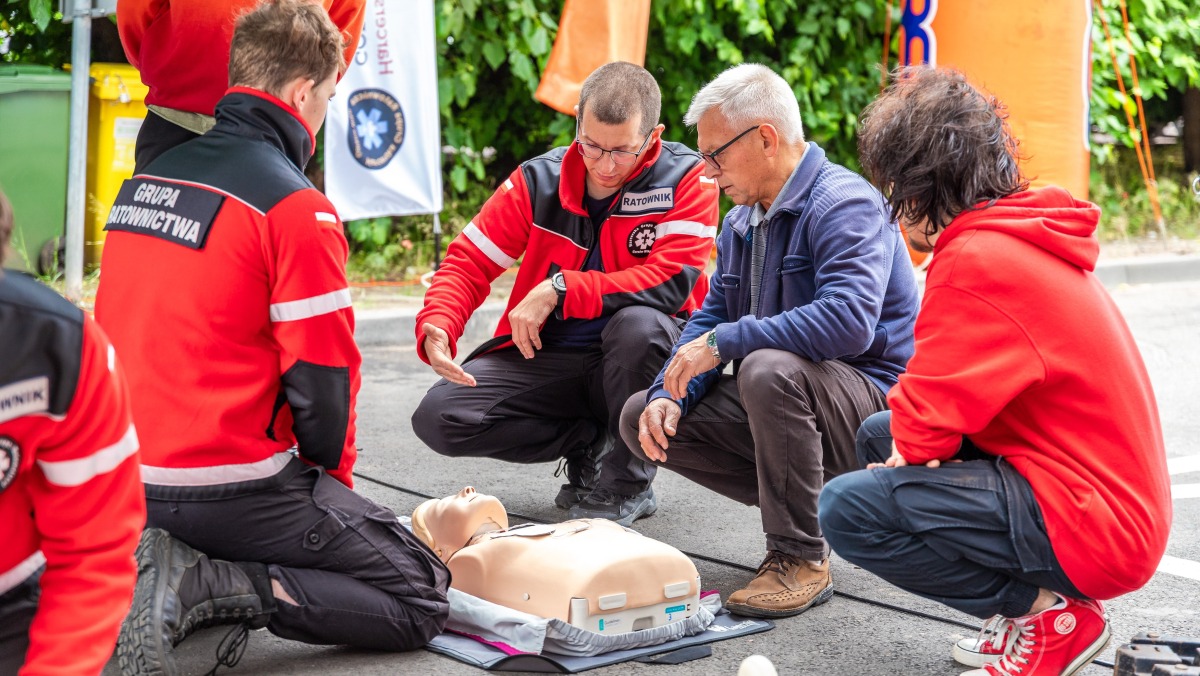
347, 88, 406, 169
325, 0, 441, 219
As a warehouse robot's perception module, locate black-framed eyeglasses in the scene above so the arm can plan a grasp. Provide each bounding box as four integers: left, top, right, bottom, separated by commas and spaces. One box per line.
575, 120, 653, 166
698, 125, 761, 171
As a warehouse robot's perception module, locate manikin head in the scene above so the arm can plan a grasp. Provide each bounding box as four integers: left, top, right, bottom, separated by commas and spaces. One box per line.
412, 487, 510, 562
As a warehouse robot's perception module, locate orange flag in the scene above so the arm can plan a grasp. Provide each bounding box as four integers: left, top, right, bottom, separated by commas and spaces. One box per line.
535, 0, 653, 116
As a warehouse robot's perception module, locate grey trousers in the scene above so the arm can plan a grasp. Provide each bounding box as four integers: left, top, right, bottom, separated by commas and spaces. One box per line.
146, 460, 450, 651
620, 349, 888, 560
412, 305, 683, 495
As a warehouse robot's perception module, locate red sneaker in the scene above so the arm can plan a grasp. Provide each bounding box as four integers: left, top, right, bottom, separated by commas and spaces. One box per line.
960, 597, 1110, 676
953, 615, 1017, 667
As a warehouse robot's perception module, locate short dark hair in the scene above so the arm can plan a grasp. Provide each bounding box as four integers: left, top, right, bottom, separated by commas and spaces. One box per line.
858, 67, 1028, 236
577, 62, 661, 136
0, 189, 12, 267
229, 0, 346, 98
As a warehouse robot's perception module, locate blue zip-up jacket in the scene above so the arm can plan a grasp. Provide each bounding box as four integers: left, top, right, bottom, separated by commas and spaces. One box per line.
648, 143, 919, 415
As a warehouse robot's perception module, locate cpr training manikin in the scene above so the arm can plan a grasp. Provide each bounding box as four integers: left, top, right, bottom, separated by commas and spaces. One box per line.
412, 487, 716, 655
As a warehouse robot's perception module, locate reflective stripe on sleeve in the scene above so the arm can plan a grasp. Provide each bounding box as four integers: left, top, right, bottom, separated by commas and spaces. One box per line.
269, 288, 352, 323
0, 551, 46, 595
654, 220, 717, 239
37, 424, 139, 487
463, 222, 517, 268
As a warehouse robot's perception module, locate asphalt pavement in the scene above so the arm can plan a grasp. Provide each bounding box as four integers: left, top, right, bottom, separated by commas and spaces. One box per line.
106, 274, 1200, 676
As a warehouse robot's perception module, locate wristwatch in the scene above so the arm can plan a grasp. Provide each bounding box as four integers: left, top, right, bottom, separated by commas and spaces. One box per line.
706, 329, 721, 361
551, 272, 567, 297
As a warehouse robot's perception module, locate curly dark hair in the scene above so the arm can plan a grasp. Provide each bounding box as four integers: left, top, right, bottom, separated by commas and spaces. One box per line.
858, 67, 1028, 237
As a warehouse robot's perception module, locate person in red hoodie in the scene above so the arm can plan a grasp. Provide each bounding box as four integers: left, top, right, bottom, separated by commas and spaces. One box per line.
118, 0, 365, 172
819, 67, 1172, 676
0, 189, 145, 675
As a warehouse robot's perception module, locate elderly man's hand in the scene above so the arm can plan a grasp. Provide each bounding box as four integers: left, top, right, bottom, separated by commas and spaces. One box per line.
663, 331, 720, 400
508, 279, 559, 359
638, 398, 682, 462
421, 323, 476, 387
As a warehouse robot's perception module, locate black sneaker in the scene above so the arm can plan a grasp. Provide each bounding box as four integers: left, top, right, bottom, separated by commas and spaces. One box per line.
553, 431, 615, 509
567, 486, 657, 527
118, 528, 273, 675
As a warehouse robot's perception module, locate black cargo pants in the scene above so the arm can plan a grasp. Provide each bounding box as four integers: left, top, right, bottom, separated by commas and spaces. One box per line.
145, 458, 450, 650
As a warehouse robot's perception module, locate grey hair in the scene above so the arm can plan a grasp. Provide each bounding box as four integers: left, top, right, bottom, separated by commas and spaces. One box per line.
683, 64, 804, 145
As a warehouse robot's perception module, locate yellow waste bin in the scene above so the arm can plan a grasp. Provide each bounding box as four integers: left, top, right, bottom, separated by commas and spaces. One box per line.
86, 63, 149, 268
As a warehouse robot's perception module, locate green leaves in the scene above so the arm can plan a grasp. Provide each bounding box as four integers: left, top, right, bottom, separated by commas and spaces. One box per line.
28, 0, 50, 31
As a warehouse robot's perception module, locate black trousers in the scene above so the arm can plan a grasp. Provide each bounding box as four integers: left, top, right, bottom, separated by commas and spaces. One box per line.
0, 571, 40, 675
819, 410, 1083, 619
145, 459, 450, 650
412, 305, 683, 495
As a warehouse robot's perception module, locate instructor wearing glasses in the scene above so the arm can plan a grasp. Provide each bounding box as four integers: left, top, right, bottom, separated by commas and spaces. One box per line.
412, 62, 719, 527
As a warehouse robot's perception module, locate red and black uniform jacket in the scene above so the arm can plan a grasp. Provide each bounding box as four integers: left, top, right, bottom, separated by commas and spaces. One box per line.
416, 140, 719, 361
118, 0, 365, 115
95, 88, 361, 490
0, 271, 144, 674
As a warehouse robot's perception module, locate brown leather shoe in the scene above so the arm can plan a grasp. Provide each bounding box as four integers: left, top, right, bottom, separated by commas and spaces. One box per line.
725, 551, 834, 618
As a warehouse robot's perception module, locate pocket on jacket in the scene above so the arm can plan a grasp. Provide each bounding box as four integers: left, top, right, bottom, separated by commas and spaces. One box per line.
713, 273, 741, 290
780, 255, 812, 275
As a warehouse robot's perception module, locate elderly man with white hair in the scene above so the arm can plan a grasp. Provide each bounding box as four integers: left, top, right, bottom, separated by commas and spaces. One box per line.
619, 64, 919, 618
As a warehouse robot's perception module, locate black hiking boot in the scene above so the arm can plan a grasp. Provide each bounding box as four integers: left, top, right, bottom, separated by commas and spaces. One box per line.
118, 528, 275, 675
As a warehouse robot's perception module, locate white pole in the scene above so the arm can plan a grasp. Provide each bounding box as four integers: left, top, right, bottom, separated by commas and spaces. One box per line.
64, 0, 91, 302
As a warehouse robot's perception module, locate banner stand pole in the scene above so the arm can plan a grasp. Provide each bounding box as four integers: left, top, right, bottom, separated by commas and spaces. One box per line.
431, 212, 442, 271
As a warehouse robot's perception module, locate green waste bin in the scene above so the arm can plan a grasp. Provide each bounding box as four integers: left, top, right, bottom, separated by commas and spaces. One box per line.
0, 64, 71, 274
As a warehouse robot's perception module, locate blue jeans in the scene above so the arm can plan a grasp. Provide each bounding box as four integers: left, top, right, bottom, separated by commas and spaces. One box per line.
819, 411, 1084, 619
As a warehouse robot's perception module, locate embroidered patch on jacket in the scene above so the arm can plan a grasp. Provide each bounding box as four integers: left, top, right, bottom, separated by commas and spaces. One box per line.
0, 436, 20, 493
0, 376, 49, 425
105, 179, 224, 250
620, 187, 674, 215
627, 223, 657, 257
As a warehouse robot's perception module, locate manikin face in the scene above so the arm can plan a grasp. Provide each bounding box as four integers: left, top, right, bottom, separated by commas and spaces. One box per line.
412, 486, 509, 562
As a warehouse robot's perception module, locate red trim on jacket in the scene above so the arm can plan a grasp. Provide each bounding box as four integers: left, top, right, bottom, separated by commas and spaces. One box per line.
888, 187, 1171, 599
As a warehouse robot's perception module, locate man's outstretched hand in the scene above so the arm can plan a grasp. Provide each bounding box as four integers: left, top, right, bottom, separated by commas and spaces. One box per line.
421, 323, 476, 386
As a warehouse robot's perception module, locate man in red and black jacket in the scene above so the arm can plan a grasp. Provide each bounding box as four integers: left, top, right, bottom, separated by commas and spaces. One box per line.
117, 0, 365, 172
0, 189, 145, 675
412, 62, 719, 527
96, 3, 448, 673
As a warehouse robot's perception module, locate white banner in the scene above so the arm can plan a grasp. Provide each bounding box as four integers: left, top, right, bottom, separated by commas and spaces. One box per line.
324, 0, 442, 219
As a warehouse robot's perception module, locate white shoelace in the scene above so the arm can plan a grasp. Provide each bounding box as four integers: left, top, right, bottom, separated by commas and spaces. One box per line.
989, 620, 1035, 676
975, 615, 1016, 652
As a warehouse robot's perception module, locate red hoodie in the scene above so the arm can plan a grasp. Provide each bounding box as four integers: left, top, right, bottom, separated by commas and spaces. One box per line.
889, 186, 1171, 600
